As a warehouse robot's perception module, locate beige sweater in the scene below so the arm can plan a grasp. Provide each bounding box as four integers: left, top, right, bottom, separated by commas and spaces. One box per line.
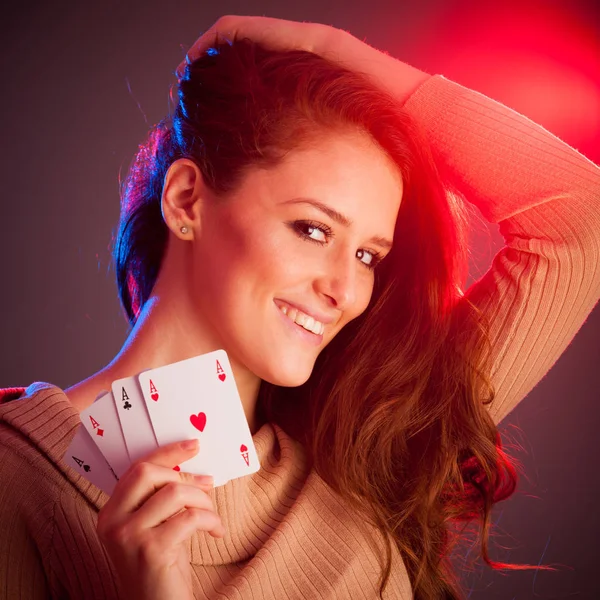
1, 74, 599, 599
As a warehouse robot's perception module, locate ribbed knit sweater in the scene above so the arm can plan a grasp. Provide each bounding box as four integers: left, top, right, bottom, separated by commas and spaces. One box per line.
1, 74, 599, 599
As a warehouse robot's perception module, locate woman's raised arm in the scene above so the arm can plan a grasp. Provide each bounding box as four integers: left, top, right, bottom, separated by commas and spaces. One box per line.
402, 74, 600, 424
178, 16, 600, 425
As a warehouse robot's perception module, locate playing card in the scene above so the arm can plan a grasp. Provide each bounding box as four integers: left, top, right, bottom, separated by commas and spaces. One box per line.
63, 425, 118, 495
112, 375, 158, 463
80, 391, 131, 478
138, 349, 260, 487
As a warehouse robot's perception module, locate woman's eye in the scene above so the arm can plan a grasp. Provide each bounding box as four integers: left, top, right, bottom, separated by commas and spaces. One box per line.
357, 248, 384, 269
293, 220, 331, 243
357, 248, 375, 267
290, 220, 383, 270
305, 224, 328, 242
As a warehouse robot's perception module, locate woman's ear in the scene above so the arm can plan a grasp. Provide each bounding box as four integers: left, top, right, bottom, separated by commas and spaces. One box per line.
160, 158, 208, 239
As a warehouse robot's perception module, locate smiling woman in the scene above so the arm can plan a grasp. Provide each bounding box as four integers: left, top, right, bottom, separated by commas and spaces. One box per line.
1, 16, 599, 600
152, 128, 402, 391
112, 39, 500, 597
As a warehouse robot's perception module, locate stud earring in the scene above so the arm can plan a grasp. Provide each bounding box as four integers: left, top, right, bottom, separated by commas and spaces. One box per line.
180, 226, 188, 234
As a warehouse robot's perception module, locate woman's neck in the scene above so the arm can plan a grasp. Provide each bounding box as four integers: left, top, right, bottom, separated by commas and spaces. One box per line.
65, 294, 263, 434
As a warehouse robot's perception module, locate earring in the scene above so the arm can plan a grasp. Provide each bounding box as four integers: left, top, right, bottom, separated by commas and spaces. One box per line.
180, 226, 188, 234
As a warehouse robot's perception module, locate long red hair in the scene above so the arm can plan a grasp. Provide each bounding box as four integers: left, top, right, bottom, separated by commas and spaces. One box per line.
114, 39, 538, 598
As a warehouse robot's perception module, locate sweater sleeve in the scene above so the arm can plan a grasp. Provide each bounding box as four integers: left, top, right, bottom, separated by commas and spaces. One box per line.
0, 516, 50, 600
403, 75, 600, 425
0, 392, 124, 600
0, 434, 53, 599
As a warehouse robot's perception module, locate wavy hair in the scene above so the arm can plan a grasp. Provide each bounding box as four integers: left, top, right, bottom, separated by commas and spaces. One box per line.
113, 38, 527, 598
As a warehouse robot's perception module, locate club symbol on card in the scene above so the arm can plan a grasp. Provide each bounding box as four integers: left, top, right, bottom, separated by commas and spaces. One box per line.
216, 359, 226, 382
190, 412, 206, 432
240, 444, 249, 466
149, 379, 159, 401
121, 387, 133, 410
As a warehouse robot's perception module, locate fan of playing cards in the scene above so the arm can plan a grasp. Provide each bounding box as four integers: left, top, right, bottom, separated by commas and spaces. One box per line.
63, 349, 260, 495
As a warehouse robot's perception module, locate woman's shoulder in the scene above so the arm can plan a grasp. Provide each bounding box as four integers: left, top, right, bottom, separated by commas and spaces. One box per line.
0, 382, 110, 515
0, 381, 78, 418
0, 386, 27, 403
0, 382, 80, 467
0, 383, 87, 599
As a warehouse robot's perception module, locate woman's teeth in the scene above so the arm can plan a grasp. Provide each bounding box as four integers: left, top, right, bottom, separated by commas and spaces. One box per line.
279, 304, 324, 335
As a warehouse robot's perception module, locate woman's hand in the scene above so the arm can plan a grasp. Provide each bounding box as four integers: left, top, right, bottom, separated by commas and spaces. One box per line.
176, 15, 339, 76
97, 439, 224, 600
176, 15, 430, 104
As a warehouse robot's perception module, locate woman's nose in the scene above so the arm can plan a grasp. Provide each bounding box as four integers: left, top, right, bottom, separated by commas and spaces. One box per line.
314, 253, 359, 312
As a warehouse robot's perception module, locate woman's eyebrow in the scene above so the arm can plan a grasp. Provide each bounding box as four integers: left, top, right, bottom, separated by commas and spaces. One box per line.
282, 197, 393, 250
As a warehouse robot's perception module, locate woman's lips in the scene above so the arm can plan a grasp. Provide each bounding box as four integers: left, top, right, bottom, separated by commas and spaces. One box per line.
273, 298, 334, 325
275, 302, 324, 347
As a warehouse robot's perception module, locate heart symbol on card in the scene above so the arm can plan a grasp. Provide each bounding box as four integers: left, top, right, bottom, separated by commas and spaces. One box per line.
218, 373, 226, 382
151, 393, 159, 401
190, 412, 207, 432
240, 444, 249, 466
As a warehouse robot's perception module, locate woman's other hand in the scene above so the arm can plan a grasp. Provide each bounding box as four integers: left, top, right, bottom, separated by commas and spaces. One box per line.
176, 16, 337, 78
97, 439, 224, 600
176, 15, 430, 104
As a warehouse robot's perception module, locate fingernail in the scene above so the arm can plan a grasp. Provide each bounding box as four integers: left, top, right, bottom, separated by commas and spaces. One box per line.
181, 439, 198, 450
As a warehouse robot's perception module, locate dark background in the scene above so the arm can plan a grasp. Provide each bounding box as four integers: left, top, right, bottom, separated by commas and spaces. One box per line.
1, 1, 599, 598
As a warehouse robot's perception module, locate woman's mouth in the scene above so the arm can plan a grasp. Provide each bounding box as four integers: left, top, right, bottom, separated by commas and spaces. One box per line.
274, 300, 325, 346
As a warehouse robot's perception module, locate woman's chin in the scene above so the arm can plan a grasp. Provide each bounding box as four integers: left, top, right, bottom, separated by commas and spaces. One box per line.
261, 363, 314, 388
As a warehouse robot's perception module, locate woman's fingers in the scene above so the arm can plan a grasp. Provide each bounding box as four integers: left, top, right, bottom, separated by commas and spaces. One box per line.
126, 480, 216, 532
138, 438, 202, 470
96, 441, 224, 597
176, 15, 336, 79
147, 507, 225, 564
174, 15, 429, 105
100, 439, 211, 519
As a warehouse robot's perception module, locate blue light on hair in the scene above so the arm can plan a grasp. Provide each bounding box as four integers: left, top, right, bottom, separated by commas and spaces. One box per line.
206, 47, 219, 56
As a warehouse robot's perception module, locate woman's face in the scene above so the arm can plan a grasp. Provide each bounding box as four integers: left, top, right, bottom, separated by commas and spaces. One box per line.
190, 130, 403, 386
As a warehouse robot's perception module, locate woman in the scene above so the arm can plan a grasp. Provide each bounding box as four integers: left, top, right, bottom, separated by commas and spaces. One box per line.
0, 14, 598, 600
